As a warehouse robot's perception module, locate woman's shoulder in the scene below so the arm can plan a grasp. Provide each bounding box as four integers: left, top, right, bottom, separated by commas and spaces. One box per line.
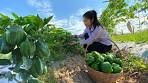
96, 25, 104, 28
84, 28, 90, 32
95, 25, 104, 31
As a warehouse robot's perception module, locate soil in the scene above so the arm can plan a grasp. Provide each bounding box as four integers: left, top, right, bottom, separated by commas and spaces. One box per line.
49, 42, 148, 83
50, 55, 148, 83
50, 55, 95, 83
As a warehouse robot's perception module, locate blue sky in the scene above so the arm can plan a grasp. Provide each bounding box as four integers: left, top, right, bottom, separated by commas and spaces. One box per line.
51, 0, 107, 19
0, 0, 107, 19
0, 0, 109, 34
0, 0, 34, 16
1, 0, 145, 34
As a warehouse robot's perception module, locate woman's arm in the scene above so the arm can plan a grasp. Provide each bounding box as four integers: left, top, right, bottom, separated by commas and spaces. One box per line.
76, 29, 86, 38
80, 26, 103, 45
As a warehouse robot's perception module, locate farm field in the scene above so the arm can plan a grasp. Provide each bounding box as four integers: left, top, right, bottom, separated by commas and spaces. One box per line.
0, 0, 148, 83
112, 30, 148, 43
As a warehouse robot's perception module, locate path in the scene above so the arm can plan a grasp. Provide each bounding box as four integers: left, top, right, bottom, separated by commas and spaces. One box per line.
50, 55, 94, 83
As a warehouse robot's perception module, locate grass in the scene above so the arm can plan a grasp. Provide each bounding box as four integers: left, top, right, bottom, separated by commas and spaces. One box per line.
112, 29, 148, 43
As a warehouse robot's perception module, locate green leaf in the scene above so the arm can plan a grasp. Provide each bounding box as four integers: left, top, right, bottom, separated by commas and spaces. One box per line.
24, 15, 44, 28
20, 56, 32, 70
0, 13, 6, 17
12, 13, 19, 19
44, 16, 53, 25
0, 13, 51, 82
0, 59, 11, 65
0, 13, 11, 27
0, 26, 5, 34
133, 60, 146, 69
12, 48, 22, 64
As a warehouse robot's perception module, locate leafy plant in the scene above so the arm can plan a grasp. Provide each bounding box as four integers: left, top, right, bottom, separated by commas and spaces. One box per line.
0, 13, 52, 82
122, 54, 148, 73
138, 0, 148, 11
47, 27, 83, 60
100, 0, 143, 33
0, 13, 82, 82
39, 68, 57, 83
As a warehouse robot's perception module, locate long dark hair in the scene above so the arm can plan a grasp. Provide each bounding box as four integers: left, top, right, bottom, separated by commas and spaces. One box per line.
83, 10, 103, 29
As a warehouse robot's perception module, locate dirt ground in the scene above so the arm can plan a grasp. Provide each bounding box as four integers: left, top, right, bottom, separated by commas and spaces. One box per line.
50, 54, 94, 83
50, 55, 148, 83
47, 42, 148, 83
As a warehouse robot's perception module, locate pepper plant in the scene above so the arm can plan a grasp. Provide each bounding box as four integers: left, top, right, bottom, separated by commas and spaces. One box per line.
0, 13, 52, 82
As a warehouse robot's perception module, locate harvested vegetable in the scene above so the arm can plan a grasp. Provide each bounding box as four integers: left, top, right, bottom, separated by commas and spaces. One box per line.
86, 51, 123, 73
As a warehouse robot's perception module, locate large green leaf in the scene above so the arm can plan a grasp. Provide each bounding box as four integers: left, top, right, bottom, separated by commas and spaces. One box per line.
0, 37, 14, 54
20, 56, 33, 70
4, 25, 26, 45
23, 15, 44, 28
12, 48, 22, 64
0, 59, 11, 65
0, 13, 52, 82
44, 16, 53, 25
0, 13, 11, 27
12, 13, 19, 19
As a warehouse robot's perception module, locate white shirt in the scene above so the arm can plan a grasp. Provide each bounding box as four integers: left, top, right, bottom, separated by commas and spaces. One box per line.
77, 26, 112, 46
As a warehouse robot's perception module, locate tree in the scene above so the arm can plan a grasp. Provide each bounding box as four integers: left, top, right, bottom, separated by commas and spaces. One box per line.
139, 0, 148, 11
100, 0, 144, 33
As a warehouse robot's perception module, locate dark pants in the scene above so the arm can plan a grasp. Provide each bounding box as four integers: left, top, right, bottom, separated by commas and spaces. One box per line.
83, 33, 112, 53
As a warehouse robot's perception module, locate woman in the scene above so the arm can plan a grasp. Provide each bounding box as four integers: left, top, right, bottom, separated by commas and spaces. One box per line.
74, 10, 112, 53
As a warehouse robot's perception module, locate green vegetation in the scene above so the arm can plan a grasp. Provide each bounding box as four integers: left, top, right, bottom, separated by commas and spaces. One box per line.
122, 54, 148, 72
100, 62, 113, 73
139, 0, 148, 11
0, 13, 82, 82
112, 30, 148, 43
100, 0, 143, 33
112, 63, 122, 73
0, 0, 147, 82
39, 68, 57, 83
86, 51, 148, 74
47, 27, 82, 60
0, 13, 52, 82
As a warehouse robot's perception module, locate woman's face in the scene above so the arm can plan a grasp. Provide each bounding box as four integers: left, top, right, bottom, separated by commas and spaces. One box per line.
83, 17, 93, 28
